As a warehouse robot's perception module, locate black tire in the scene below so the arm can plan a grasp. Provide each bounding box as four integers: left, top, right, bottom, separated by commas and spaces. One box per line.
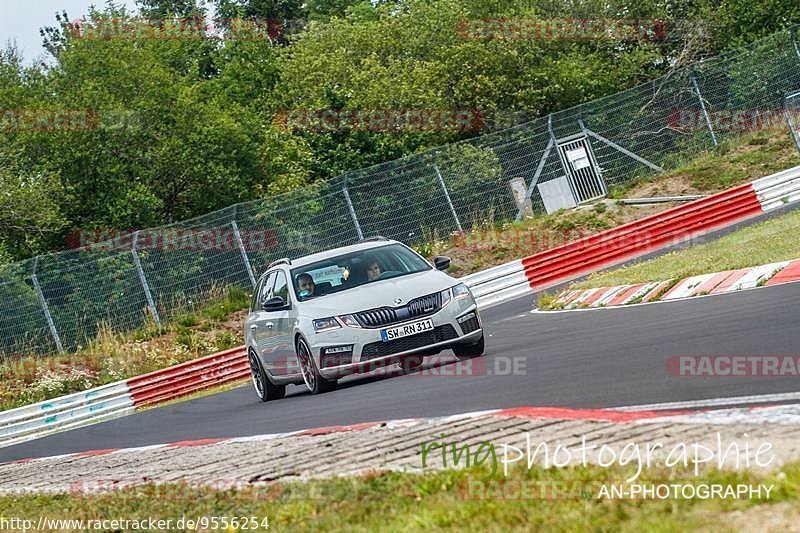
452, 335, 485, 359
296, 336, 337, 394
248, 350, 285, 402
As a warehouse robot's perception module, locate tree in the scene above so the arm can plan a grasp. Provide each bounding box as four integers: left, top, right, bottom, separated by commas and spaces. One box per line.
136, 0, 206, 18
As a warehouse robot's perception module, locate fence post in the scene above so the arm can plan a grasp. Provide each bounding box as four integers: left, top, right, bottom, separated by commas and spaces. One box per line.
231, 206, 256, 288
432, 162, 463, 232
792, 28, 800, 61
342, 184, 364, 240
690, 75, 718, 146
517, 113, 559, 220
785, 109, 800, 155
785, 92, 800, 155
131, 231, 161, 327
30, 259, 63, 353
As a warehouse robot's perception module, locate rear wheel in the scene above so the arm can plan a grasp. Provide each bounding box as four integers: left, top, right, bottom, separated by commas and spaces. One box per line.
248, 351, 285, 402
452, 335, 485, 359
296, 336, 337, 394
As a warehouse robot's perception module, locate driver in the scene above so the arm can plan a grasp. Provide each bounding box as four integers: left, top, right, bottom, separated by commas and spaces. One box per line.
296, 273, 316, 298
366, 260, 382, 281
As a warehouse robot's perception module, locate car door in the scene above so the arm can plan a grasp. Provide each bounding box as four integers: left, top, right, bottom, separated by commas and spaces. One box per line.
250, 271, 275, 366
245, 274, 266, 352
268, 269, 298, 379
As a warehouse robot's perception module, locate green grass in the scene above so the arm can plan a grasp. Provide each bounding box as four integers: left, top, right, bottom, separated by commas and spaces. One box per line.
3, 460, 798, 531
608, 128, 799, 198
571, 207, 800, 289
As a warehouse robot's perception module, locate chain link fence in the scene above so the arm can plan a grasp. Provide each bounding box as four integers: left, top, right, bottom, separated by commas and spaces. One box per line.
3, 27, 800, 358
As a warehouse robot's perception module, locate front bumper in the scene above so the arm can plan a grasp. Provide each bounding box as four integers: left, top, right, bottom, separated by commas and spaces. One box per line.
309, 297, 482, 379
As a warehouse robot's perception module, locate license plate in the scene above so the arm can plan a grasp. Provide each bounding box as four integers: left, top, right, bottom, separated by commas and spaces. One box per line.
380, 318, 434, 341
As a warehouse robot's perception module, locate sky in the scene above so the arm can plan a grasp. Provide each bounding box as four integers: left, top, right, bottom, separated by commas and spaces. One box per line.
1, 0, 138, 63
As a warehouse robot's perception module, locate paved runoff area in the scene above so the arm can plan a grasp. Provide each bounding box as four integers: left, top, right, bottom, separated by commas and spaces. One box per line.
2, 405, 800, 495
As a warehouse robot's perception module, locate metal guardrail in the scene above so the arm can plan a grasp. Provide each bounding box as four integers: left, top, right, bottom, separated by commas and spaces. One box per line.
0, 347, 248, 449
753, 165, 800, 211
468, 165, 800, 307
0, 382, 134, 448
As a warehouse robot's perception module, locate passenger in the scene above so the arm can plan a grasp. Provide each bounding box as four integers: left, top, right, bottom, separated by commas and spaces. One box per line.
296, 273, 316, 298
366, 260, 382, 281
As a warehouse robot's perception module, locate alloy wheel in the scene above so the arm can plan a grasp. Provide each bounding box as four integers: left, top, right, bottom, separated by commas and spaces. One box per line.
297, 338, 317, 392
248, 352, 265, 399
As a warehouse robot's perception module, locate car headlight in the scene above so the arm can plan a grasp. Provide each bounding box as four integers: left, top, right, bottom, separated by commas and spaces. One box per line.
338, 314, 362, 328
313, 317, 341, 332
452, 283, 471, 299
440, 287, 452, 307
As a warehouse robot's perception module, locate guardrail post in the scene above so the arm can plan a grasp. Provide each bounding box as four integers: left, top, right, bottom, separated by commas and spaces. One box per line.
342, 184, 364, 240
131, 231, 161, 327
432, 162, 463, 232
30, 259, 63, 353
231, 206, 256, 288
690, 75, 718, 146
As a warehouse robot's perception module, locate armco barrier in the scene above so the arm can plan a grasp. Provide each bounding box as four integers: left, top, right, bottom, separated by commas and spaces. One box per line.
522, 182, 764, 288
127, 346, 248, 407
0, 346, 248, 448
752, 165, 800, 211
472, 164, 800, 303
3, 164, 800, 446
462, 259, 532, 308
0, 382, 134, 448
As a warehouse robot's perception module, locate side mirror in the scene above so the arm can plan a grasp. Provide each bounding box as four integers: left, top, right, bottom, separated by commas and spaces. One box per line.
262, 296, 287, 311
433, 255, 451, 271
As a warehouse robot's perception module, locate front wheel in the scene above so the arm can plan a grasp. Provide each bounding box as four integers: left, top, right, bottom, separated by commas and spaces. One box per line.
296, 336, 337, 394
249, 351, 285, 402
452, 335, 485, 359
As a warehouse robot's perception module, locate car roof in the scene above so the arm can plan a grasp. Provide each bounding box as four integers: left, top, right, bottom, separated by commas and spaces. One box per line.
288, 240, 403, 269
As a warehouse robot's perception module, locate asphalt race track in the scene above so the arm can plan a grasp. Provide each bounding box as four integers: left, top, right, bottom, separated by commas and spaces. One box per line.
3, 281, 800, 462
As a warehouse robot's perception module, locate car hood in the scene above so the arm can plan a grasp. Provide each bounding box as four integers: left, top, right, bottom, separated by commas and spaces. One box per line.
302, 269, 458, 317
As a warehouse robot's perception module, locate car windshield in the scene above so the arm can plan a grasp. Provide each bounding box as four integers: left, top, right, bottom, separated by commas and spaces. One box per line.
290, 243, 431, 301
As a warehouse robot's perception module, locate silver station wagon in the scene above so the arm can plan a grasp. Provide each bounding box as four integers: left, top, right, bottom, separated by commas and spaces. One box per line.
244, 237, 484, 399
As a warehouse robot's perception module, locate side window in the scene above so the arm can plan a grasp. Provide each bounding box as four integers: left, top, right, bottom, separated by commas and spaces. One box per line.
273, 271, 289, 302
259, 272, 276, 309
251, 275, 266, 312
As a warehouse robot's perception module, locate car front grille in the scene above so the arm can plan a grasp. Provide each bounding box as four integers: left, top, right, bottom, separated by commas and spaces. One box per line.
360, 324, 458, 361
354, 292, 442, 328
